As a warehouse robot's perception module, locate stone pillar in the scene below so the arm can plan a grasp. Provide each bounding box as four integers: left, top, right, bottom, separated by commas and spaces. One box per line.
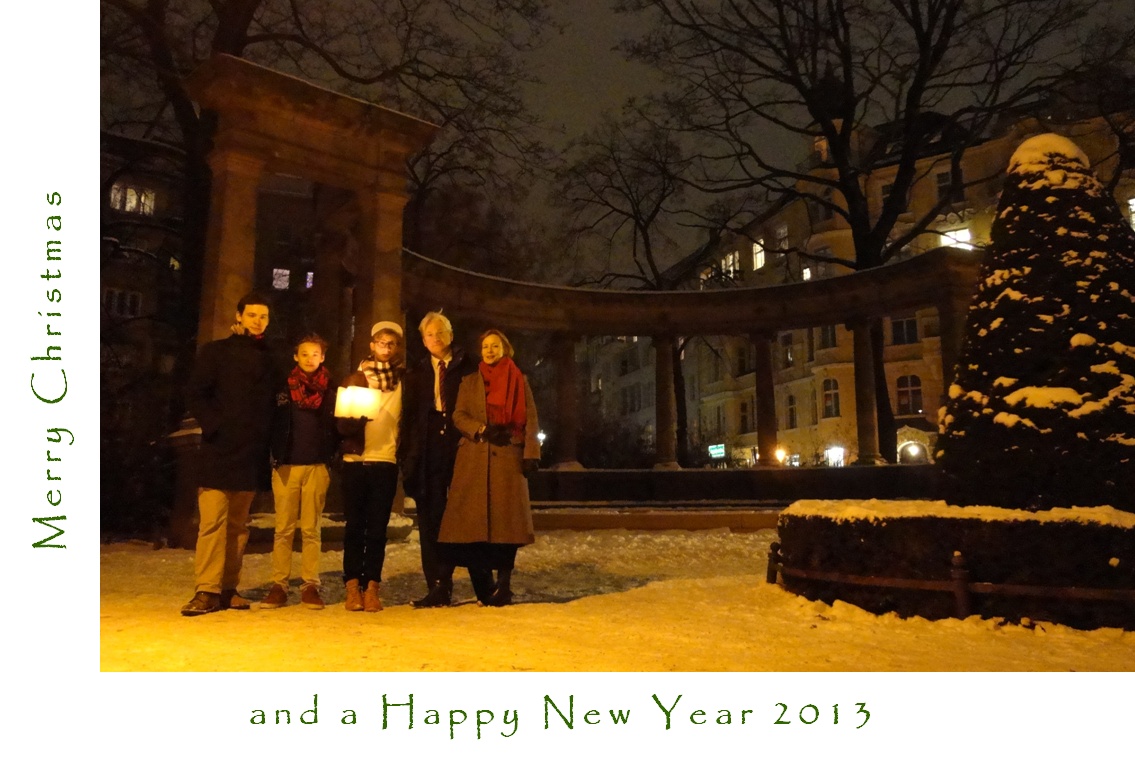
652, 334, 681, 469
198, 151, 264, 344
850, 319, 886, 465
354, 185, 409, 363
937, 293, 970, 393
751, 331, 778, 465
550, 331, 584, 470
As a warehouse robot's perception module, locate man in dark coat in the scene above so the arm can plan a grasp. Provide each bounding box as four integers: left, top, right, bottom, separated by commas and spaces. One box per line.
399, 310, 491, 607
180, 292, 278, 616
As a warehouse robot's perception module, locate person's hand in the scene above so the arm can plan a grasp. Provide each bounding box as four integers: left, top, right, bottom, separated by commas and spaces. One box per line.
484, 424, 512, 446
522, 458, 539, 478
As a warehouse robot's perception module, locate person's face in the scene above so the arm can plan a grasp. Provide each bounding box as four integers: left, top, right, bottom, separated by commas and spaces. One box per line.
481, 334, 505, 365
372, 333, 399, 363
421, 320, 453, 360
294, 342, 325, 373
237, 304, 270, 336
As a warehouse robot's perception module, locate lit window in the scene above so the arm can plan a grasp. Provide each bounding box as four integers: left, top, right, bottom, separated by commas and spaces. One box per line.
892, 317, 919, 345
305, 271, 314, 288
824, 446, 845, 467
752, 240, 766, 269
722, 250, 741, 278
942, 227, 973, 249
271, 268, 291, 290
1128, 198, 1135, 228
822, 378, 840, 418
786, 395, 798, 430
896, 375, 924, 415
109, 182, 156, 215
780, 333, 794, 369
802, 266, 812, 281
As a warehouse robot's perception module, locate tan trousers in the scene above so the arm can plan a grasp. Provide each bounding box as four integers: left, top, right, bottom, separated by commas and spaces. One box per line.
270, 464, 330, 588
194, 488, 255, 594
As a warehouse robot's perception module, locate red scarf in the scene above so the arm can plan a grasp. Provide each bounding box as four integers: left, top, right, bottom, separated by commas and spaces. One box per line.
479, 357, 526, 436
288, 365, 330, 409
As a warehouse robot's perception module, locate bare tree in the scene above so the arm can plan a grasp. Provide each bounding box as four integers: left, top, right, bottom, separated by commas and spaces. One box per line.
619, 0, 1135, 459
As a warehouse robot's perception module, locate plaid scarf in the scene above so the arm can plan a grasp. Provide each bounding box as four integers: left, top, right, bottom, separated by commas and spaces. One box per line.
359, 358, 403, 392
288, 365, 330, 409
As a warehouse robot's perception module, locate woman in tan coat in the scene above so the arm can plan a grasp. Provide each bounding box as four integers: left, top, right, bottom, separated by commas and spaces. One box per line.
438, 329, 540, 606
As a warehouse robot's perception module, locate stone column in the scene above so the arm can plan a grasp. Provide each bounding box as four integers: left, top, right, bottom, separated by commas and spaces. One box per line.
198, 150, 264, 344
850, 319, 886, 465
652, 334, 681, 469
354, 185, 409, 363
550, 332, 584, 470
751, 331, 778, 465
937, 293, 970, 393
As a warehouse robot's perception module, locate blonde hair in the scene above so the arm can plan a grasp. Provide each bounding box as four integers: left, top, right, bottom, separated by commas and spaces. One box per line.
418, 310, 453, 338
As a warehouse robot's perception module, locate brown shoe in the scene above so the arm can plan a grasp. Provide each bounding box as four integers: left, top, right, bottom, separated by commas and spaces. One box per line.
344, 579, 363, 611
219, 589, 251, 610
363, 581, 383, 612
181, 591, 221, 616
301, 584, 325, 610
260, 584, 288, 609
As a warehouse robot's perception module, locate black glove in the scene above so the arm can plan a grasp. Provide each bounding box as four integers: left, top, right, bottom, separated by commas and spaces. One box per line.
484, 424, 512, 446
522, 458, 539, 478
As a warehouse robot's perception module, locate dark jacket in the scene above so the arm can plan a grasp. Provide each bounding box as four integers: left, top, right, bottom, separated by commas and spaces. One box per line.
269, 370, 338, 467
399, 346, 477, 498
186, 333, 279, 491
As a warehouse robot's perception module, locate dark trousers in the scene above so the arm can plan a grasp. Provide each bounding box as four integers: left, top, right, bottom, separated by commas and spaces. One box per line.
340, 461, 398, 585
418, 412, 493, 598
417, 412, 453, 586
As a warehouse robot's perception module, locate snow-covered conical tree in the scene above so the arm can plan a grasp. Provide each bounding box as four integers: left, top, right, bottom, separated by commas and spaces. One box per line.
937, 134, 1135, 511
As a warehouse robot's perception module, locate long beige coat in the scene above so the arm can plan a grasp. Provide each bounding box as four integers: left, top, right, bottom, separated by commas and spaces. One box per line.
438, 370, 540, 545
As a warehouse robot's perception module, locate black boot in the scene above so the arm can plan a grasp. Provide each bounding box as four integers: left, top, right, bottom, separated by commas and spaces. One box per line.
469, 568, 496, 605
484, 569, 513, 607
412, 574, 453, 608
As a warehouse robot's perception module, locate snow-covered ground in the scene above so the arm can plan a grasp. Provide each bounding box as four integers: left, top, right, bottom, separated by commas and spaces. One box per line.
100, 523, 1134, 673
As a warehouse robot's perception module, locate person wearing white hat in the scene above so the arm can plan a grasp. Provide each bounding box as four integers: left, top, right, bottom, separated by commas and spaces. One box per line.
335, 320, 405, 612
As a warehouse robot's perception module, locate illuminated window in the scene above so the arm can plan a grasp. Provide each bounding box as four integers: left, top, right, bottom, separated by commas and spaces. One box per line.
722, 250, 741, 277
774, 225, 789, 250
780, 333, 794, 369
802, 266, 812, 281
1128, 198, 1135, 228
272, 268, 291, 290
305, 271, 314, 289
822, 378, 841, 418
942, 227, 973, 249
752, 240, 766, 269
896, 375, 923, 415
825, 446, 846, 467
109, 182, 156, 215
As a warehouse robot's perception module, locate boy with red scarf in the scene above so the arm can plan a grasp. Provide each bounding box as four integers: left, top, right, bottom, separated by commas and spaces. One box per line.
262, 334, 338, 610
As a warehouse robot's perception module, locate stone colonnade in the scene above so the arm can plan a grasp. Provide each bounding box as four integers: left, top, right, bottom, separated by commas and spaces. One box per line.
402, 249, 982, 469
185, 54, 437, 357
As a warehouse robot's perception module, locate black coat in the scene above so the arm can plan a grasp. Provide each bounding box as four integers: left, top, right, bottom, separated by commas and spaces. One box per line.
399, 346, 477, 498
269, 372, 338, 467
186, 334, 279, 491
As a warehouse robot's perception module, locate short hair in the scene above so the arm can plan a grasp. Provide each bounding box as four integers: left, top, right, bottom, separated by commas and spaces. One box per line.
478, 328, 514, 358
371, 328, 405, 361
236, 291, 271, 314
294, 333, 329, 354
419, 310, 453, 338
